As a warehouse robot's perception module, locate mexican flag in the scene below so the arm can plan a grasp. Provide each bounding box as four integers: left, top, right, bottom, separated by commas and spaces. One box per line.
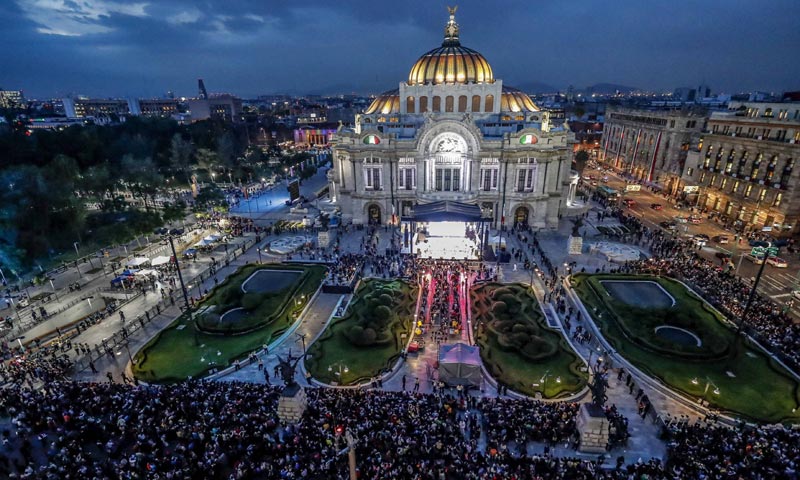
363, 135, 381, 145
519, 134, 538, 145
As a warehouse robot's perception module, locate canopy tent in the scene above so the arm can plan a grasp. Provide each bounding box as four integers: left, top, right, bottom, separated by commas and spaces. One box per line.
194, 239, 213, 247
135, 269, 158, 277
126, 257, 150, 267
438, 343, 482, 387
412, 201, 483, 222
203, 234, 222, 243
150, 255, 172, 267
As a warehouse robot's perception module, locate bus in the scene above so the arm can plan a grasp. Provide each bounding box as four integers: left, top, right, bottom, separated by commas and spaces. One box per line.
596, 185, 619, 201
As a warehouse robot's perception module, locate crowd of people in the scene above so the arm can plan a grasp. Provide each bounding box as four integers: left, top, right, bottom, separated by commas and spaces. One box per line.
4, 380, 794, 479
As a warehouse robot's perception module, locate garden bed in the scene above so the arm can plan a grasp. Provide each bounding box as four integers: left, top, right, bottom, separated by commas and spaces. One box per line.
572, 273, 800, 423
472, 283, 586, 398
305, 279, 417, 385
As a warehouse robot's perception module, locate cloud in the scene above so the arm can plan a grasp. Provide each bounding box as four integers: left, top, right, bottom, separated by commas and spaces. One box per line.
17, 0, 149, 36
167, 9, 202, 25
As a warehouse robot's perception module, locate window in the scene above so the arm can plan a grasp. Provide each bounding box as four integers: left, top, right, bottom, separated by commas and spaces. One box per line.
774, 192, 783, 207
484, 94, 494, 112
480, 168, 499, 191
419, 96, 428, 113
406, 96, 415, 113
435, 167, 461, 191
764, 107, 773, 118
764, 155, 777, 182
725, 149, 735, 173
516, 169, 536, 192
780, 158, 794, 186
713, 148, 724, 171
445, 96, 454, 112
750, 153, 762, 179
736, 151, 749, 177
364, 167, 382, 190
703, 145, 714, 168
744, 184, 752, 198
458, 95, 467, 112
432, 96, 442, 112
687, 167, 694, 177
759, 187, 767, 202
472, 95, 481, 112
733, 180, 740, 193
398, 167, 416, 190
699, 172, 706, 183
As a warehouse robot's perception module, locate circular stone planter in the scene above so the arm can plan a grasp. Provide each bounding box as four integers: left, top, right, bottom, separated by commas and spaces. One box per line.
654, 325, 702, 347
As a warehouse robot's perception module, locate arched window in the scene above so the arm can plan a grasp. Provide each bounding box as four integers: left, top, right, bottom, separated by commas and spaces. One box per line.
471, 95, 481, 112
445, 96, 454, 112
432, 96, 441, 112
419, 96, 428, 113
458, 95, 467, 112
484, 94, 494, 112
363, 118, 372, 123
406, 96, 415, 113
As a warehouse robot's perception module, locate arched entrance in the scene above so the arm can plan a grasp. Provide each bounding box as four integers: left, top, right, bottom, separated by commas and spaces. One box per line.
514, 206, 529, 227
367, 204, 382, 225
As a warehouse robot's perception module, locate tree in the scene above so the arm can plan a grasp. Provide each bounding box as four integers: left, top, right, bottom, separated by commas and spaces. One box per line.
573, 150, 590, 175
169, 133, 195, 180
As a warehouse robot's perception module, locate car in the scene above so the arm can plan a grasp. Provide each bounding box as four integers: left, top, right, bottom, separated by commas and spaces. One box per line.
688, 216, 703, 224
766, 256, 789, 268
745, 254, 765, 265
792, 290, 800, 301
651, 203, 663, 210
712, 235, 730, 244
183, 248, 198, 259
591, 181, 598, 186
659, 221, 677, 230
153, 227, 168, 236
692, 234, 710, 247
622, 198, 635, 207
169, 228, 185, 236
673, 216, 688, 224
601, 176, 609, 183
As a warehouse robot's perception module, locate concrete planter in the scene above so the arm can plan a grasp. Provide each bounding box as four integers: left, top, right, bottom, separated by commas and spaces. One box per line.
568, 235, 583, 255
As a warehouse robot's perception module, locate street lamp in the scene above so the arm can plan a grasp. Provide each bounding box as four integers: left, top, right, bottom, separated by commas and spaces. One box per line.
691, 376, 720, 401
256, 247, 262, 264
328, 363, 349, 380
73, 242, 83, 277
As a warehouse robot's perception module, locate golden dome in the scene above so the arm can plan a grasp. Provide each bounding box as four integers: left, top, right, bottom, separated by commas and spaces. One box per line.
501, 86, 539, 112
407, 9, 494, 86
364, 89, 399, 114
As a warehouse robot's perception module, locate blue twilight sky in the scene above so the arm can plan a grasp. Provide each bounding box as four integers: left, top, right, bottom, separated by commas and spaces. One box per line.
0, 0, 798, 98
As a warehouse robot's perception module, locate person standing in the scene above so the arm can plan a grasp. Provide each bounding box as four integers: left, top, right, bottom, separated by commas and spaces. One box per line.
401, 374, 407, 391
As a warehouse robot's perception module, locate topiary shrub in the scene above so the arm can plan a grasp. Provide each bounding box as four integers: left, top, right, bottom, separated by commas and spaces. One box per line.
492, 301, 507, 314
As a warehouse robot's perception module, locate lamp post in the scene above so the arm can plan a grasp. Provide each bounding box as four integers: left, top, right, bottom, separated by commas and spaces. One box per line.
691, 376, 720, 402
328, 362, 349, 382
257, 247, 262, 264
49, 279, 59, 302
535, 369, 562, 398
296, 332, 307, 354
737, 241, 785, 335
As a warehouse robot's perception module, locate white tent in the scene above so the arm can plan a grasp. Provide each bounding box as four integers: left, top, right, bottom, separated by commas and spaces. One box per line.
203, 234, 221, 243
135, 269, 158, 277
194, 239, 213, 247
151, 256, 171, 267
126, 257, 150, 267
438, 343, 482, 387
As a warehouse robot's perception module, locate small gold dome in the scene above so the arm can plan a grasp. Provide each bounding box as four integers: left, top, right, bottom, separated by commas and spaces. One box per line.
364, 89, 399, 114
407, 9, 494, 86
501, 86, 539, 112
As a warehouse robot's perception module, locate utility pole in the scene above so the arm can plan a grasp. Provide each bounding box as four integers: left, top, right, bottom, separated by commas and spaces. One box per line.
168, 236, 191, 311
346, 432, 357, 480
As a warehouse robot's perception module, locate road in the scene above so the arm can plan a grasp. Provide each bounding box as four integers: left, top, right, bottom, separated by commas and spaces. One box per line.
583, 164, 800, 317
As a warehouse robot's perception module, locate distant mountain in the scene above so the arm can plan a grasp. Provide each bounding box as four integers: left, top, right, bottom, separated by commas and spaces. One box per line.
513, 81, 559, 94
584, 83, 640, 95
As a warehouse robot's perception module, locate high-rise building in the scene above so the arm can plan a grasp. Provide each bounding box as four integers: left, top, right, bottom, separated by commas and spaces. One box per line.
599, 107, 705, 195
0, 89, 24, 109
330, 9, 576, 228
681, 100, 800, 235
187, 94, 242, 122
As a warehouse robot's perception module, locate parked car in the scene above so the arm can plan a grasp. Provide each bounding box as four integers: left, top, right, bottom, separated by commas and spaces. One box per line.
169, 228, 185, 236
691, 234, 710, 247
745, 254, 765, 265
651, 203, 663, 210
153, 227, 168, 235
622, 198, 635, 207
712, 235, 730, 244
659, 221, 677, 230
688, 216, 703, 224
673, 216, 688, 224
766, 256, 789, 268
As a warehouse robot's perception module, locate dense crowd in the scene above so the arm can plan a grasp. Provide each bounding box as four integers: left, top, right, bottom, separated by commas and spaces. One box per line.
323, 253, 365, 287
4, 381, 795, 479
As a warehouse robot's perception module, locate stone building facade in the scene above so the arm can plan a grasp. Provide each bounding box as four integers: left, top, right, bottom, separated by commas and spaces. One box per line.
329, 9, 575, 228
600, 107, 705, 195
681, 102, 800, 235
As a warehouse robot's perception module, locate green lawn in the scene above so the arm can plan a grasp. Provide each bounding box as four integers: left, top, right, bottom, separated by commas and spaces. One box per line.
573, 273, 800, 423
472, 283, 587, 399
132, 264, 325, 383
306, 279, 417, 385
